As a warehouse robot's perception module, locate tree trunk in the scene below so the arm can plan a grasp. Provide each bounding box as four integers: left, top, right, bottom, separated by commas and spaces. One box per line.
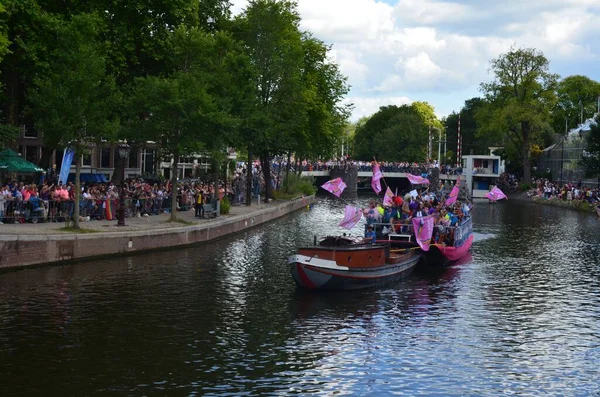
38, 146, 55, 170
223, 161, 228, 199
212, 158, 219, 205
3, 68, 20, 126
73, 154, 81, 229
260, 153, 271, 201
112, 155, 124, 184
522, 121, 531, 183
285, 151, 291, 192
170, 151, 179, 221
276, 158, 282, 192
246, 149, 252, 206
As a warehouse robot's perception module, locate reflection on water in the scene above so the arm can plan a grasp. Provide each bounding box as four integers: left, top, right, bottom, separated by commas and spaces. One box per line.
1, 197, 600, 396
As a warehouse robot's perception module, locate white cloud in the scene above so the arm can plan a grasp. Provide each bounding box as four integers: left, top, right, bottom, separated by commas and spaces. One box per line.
229, 0, 600, 120
344, 95, 412, 121
393, 0, 477, 25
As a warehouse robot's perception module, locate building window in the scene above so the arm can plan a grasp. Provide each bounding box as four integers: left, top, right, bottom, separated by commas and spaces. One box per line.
82, 153, 92, 166
100, 148, 111, 168
25, 145, 38, 164
142, 149, 155, 174
23, 124, 38, 139
128, 147, 138, 168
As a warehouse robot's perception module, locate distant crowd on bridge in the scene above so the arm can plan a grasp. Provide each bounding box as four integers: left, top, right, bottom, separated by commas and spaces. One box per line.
300, 159, 464, 175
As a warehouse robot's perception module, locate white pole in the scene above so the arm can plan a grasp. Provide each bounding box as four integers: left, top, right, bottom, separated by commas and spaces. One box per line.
444, 128, 447, 164
428, 125, 432, 161
437, 128, 441, 163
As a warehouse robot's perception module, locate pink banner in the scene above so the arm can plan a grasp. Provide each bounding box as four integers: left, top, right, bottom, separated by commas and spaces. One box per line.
338, 205, 363, 230
412, 215, 434, 251
446, 184, 459, 205
383, 187, 394, 206
371, 178, 381, 195
406, 173, 430, 185
321, 177, 347, 198
372, 163, 382, 194
484, 186, 507, 201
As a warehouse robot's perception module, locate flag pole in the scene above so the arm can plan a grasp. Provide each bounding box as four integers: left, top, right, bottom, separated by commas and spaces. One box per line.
372, 156, 389, 190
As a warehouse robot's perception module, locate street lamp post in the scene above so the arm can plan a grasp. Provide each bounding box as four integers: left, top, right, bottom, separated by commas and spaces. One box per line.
117, 143, 130, 226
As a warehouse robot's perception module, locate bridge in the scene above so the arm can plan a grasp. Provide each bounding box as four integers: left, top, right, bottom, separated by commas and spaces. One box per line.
301, 170, 460, 180
300, 168, 460, 197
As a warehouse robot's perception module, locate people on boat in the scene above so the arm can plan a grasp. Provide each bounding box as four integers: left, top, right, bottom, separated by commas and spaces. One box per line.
365, 224, 376, 243
365, 186, 473, 248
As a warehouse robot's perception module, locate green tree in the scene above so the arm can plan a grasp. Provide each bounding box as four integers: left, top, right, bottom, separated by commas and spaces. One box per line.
0, 124, 19, 148
444, 97, 491, 161
297, 34, 349, 161
552, 75, 600, 134
233, 0, 307, 202
581, 115, 600, 178
0, 3, 9, 64
353, 104, 431, 162
29, 13, 121, 229
1, 0, 57, 130
126, 27, 228, 220
478, 47, 558, 182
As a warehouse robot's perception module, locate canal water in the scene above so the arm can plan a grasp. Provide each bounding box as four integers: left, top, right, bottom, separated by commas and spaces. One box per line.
1, 197, 599, 396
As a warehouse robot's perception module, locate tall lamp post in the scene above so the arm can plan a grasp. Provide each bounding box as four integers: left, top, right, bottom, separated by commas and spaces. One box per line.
117, 143, 130, 226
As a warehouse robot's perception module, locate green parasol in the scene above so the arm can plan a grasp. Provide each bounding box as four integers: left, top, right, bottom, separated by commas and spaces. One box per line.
0, 148, 45, 173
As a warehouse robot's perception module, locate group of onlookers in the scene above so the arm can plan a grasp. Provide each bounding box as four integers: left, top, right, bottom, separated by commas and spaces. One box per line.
0, 178, 227, 224
529, 178, 600, 204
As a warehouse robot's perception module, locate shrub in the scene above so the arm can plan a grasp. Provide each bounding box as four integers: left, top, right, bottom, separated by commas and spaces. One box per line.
580, 201, 591, 212
280, 173, 316, 196
520, 183, 532, 191
220, 197, 231, 215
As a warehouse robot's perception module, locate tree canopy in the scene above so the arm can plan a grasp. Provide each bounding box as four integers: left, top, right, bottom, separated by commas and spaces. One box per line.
581, 115, 600, 178
477, 47, 558, 182
553, 75, 600, 134
353, 103, 439, 162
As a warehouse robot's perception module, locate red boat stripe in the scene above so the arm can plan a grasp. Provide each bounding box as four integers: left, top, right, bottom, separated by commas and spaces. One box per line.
297, 263, 317, 289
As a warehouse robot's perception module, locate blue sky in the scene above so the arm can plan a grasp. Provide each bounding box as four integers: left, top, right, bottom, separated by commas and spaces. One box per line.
231, 0, 600, 121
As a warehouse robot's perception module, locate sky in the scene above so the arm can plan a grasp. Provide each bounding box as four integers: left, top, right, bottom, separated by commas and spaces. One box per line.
230, 0, 600, 121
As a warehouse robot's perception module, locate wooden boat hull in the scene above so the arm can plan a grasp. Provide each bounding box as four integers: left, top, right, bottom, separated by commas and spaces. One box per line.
288, 246, 419, 290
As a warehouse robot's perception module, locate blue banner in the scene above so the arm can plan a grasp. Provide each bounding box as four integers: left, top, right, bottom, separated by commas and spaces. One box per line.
58, 147, 75, 184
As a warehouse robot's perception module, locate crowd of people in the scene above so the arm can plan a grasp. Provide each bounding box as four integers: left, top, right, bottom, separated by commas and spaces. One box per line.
529, 178, 600, 204
0, 178, 230, 224
299, 158, 463, 175
362, 183, 471, 246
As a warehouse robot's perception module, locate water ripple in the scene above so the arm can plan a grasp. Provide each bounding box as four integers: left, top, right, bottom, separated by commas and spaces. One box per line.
0, 198, 599, 396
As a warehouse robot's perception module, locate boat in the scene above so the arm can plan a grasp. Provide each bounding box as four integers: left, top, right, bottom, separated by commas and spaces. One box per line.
288, 235, 419, 290
370, 217, 473, 267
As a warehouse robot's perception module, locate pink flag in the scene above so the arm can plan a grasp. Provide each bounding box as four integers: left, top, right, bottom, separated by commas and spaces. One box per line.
446, 184, 459, 205
406, 173, 430, 185
484, 186, 507, 201
371, 162, 382, 194
321, 177, 347, 197
338, 205, 363, 230
412, 215, 435, 251
383, 187, 394, 206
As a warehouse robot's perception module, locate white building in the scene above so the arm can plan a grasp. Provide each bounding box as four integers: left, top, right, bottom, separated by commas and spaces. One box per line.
462, 153, 505, 198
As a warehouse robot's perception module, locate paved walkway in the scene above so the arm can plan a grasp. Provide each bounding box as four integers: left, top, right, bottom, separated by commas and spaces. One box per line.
0, 198, 291, 237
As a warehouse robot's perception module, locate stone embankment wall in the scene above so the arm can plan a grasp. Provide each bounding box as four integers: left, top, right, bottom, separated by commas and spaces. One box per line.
0, 196, 314, 270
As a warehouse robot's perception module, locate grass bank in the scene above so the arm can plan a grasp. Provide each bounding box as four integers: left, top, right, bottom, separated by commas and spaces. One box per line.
532, 197, 597, 213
